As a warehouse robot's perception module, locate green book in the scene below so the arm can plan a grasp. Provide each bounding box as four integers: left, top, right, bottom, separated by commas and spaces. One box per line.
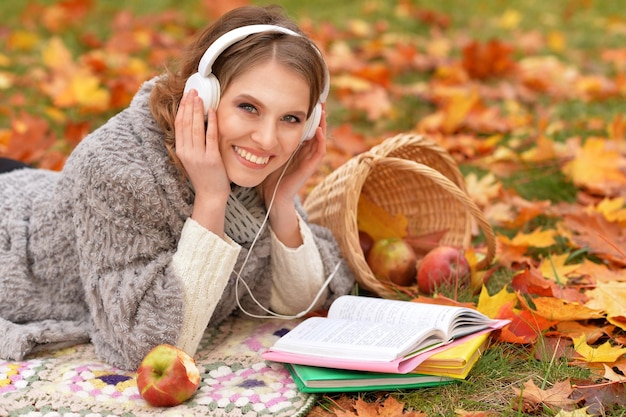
286, 363, 456, 393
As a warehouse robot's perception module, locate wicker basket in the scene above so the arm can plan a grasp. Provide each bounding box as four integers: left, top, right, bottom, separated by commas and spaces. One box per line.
304, 133, 496, 298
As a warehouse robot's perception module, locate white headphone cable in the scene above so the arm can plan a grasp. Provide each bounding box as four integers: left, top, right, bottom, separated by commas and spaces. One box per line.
233, 141, 340, 320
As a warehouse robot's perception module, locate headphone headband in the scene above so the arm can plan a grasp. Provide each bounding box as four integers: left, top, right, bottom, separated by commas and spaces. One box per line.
198, 25, 299, 77
197, 24, 329, 103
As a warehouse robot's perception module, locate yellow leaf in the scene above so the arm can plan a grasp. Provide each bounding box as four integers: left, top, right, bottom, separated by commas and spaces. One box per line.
7, 30, 40, 52
585, 282, 626, 331
426, 37, 452, 59
572, 334, 626, 363
592, 197, 626, 226
547, 31, 566, 52
498, 9, 522, 29
499, 227, 557, 249
539, 253, 580, 283
442, 89, 479, 133
465, 248, 485, 293
70, 71, 110, 112
477, 286, 518, 319
44, 107, 68, 124
520, 135, 559, 162
357, 194, 407, 241
42, 37, 74, 71
562, 137, 626, 192
0, 53, 11, 66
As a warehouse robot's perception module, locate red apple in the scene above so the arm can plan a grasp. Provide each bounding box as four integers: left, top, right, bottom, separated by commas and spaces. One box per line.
417, 246, 471, 295
367, 237, 417, 286
137, 344, 201, 407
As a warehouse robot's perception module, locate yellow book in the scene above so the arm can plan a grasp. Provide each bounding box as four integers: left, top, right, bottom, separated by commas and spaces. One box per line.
410, 332, 489, 379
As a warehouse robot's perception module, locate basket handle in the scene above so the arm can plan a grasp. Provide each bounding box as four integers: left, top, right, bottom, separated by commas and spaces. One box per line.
369, 156, 496, 270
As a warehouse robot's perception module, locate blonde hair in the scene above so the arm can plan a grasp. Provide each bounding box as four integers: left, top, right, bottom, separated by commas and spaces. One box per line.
149, 5, 327, 174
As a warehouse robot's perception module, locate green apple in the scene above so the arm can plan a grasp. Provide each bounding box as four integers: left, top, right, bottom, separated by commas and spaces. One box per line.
366, 237, 418, 286
136, 344, 201, 407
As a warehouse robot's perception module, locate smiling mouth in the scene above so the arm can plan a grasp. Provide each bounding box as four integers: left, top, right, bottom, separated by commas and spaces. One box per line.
234, 146, 270, 166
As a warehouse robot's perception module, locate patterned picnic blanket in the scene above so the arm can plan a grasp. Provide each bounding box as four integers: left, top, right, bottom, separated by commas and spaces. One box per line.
0, 315, 315, 417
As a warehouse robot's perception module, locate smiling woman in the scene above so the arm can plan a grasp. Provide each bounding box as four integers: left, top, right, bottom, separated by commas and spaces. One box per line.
0, 4, 354, 371
211, 61, 310, 185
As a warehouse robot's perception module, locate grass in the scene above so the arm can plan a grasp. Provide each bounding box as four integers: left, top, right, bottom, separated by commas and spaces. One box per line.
2, 0, 624, 415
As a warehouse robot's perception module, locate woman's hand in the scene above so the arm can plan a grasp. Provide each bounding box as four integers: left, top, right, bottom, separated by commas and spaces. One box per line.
175, 89, 230, 235
260, 106, 327, 247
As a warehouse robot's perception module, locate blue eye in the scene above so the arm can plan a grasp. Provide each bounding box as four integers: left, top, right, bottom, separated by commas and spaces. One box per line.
283, 115, 301, 124
238, 103, 257, 113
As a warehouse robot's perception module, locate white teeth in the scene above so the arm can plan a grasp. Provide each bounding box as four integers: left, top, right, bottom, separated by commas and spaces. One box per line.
234, 146, 270, 165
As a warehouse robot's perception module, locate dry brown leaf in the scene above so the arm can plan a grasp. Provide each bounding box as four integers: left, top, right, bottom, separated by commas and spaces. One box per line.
512, 379, 578, 413
333, 396, 425, 417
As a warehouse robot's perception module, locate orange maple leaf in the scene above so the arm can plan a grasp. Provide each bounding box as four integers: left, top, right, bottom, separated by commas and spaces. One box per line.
511, 266, 587, 303
462, 39, 516, 80
5, 112, 55, 164
546, 321, 613, 345
522, 297, 604, 322
562, 137, 626, 196
573, 258, 626, 284
41, 0, 93, 33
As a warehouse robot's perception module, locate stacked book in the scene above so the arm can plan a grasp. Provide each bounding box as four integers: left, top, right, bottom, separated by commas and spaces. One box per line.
262, 295, 509, 393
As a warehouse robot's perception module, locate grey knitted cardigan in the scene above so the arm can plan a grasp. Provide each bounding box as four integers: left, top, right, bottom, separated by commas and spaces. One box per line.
0, 78, 354, 370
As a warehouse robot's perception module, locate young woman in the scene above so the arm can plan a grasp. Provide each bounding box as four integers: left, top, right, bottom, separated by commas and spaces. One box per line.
0, 5, 354, 370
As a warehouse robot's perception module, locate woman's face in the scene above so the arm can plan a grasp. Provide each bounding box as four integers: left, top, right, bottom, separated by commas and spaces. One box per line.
216, 60, 311, 187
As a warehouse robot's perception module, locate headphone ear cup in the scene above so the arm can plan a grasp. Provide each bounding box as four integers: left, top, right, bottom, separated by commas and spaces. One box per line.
183, 72, 221, 112
300, 102, 322, 143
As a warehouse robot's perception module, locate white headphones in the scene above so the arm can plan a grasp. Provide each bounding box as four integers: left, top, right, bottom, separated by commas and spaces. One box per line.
183, 24, 330, 143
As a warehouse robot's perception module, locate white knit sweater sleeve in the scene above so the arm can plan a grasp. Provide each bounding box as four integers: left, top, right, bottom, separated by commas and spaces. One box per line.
171, 217, 241, 357
269, 214, 328, 315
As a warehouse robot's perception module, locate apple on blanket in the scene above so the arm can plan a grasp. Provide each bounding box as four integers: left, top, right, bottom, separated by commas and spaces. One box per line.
136, 344, 201, 407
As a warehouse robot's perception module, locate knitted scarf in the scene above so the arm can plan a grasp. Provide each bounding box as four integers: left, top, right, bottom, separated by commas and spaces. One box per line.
225, 185, 267, 245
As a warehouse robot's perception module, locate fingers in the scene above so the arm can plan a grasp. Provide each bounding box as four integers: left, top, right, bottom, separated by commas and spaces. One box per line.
205, 106, 218, 151
175, 89, 207, 153
312, 108, 327, 156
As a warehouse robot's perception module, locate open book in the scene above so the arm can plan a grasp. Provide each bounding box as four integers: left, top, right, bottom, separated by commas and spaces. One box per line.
262, 295, 509, 373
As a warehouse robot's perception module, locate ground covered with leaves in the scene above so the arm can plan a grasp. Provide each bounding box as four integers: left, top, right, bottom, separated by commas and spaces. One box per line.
2, 0, 626, 416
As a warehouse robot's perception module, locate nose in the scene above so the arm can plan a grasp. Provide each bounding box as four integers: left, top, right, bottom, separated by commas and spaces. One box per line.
251, 118, 278, 150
